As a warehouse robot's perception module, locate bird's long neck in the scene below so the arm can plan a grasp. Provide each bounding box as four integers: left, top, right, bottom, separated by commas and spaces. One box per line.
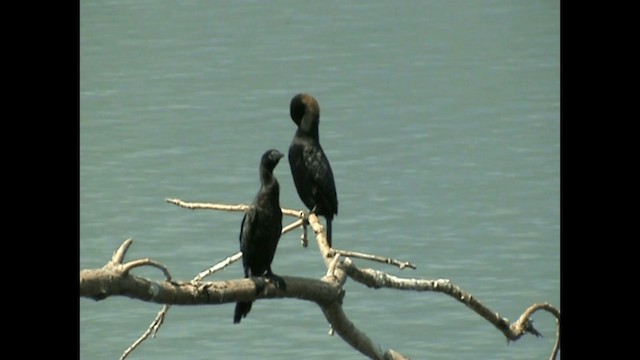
260, 168, 280, 198
298, 114, 320, 140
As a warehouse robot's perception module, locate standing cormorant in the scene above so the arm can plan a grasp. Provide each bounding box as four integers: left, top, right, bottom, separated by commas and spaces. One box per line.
288, 93, 338, 247
234, 149, 287, 324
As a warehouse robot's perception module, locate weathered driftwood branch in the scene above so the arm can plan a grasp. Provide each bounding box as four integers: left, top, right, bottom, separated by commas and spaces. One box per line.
166, 197, 308, 241
81, 263, 341, 307
516, 302, 561, 360
298, 213, 404, 359
123, 250, 245, 360
304, 212, 559, 360
340, 258, 557, 343
165, 197, 304, 218
332, 248, 417, 270
121, 305, 169, 360
192, 251, 243, 282
80, 200, 560, 360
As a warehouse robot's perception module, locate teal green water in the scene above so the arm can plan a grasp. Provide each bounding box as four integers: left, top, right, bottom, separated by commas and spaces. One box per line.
80, 1, 560, 359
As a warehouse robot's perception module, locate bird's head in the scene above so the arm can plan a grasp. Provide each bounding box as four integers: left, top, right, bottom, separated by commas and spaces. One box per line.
290, 93, 320, 127
261, 149, 284, 172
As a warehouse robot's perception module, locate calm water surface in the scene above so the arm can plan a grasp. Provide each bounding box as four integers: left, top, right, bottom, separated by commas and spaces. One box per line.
80, 1, 560, 359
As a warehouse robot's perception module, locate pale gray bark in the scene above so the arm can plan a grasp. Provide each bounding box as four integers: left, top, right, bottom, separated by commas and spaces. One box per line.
80, 200, 560, 360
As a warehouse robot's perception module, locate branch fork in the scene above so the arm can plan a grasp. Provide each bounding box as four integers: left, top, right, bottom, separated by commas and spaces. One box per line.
80, 199, 560, 360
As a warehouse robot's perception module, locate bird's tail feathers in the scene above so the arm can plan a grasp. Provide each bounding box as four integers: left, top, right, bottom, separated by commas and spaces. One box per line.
233, 301, 253, 324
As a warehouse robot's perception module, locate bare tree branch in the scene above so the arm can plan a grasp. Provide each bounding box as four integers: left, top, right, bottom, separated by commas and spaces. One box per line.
338, 257, 560, 345
282, 218, 305, 236
122, 258, 172, 281
165, 198, 250, 212
121, 250, 244, 359
320, 301, 401, 360
192, 251, 243, 282
80, 201, 560, 360
513, 303, 561, 360
332, 248, 417, 270
110, 237, 133, 264
120, 305, 170, 360
81, 255, 342, 307
165, 198, 304, 218
166, 197, 308, 243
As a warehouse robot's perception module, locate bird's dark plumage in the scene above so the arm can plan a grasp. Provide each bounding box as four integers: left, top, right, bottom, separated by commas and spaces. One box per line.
234, 149, 286, 324
288, 93, 338, 246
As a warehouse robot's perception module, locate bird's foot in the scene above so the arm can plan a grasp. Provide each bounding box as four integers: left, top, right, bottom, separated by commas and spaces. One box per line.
249, 276, 266, 294
300, 208, 314, 225
266, 273, 287, 291
297, 209, 314, 248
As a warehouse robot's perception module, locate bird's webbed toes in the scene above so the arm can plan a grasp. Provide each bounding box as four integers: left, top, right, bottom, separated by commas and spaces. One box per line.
266, 273, 287, 291
301, 207, 316, 226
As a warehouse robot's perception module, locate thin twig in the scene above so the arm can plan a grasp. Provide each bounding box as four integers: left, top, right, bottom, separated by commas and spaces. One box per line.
152, 305, 170, 337
111, 238, 133, 264
122, 258, 173, 281
282, 208, 306, 219
165, 198, 249, 212
165, 198, 304, 218
282, 218, 304, 235
192, 251, 243, 282
332, 249, 416, 270
167, 198, 308, 248
120, 305, 170, 360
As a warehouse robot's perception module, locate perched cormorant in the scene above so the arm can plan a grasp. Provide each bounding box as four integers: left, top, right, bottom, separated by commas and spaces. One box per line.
288, 93, 338, 247
234, 149, 287, 324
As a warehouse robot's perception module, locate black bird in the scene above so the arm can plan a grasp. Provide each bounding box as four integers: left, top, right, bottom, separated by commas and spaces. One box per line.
288, 93, 338, 247
234, 149, 287, 324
